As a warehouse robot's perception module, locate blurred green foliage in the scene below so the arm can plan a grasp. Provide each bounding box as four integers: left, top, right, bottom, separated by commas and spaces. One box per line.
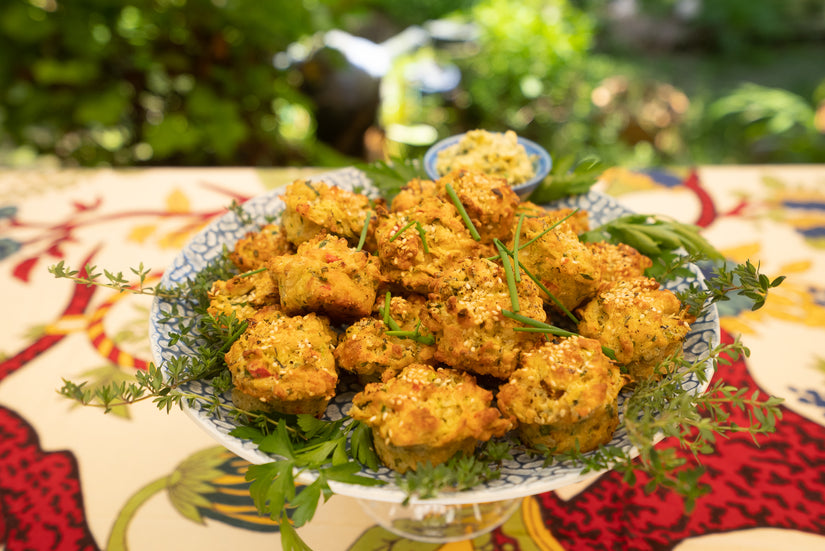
1, 0, 823, 168
0, 0, 349, 166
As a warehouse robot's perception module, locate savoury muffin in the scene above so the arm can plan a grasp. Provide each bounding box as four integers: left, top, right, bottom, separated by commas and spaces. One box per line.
497, 336, 624, 453
374, 196, 488, 295
225, 306, 338, 417
425, 257, 546, 379
229, 223, 294, 272
587, 241, 653, 288
207, 270, 279, 323
267, 233, 383, 322
280, 179, 378, 249
509, 214, 602, 314
390, 177, 440, 212
576, 276, 695, 382
334, 294, 436, 384
348, 363, 514, 473
436, 169, 521, 244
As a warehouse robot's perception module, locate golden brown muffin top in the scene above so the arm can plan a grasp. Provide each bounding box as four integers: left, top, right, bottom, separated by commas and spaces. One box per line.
498, 336, 624, 425
349, 363, 513, 448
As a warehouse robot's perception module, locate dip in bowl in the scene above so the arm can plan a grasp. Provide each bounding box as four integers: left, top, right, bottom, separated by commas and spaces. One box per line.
424, 130, 552, 199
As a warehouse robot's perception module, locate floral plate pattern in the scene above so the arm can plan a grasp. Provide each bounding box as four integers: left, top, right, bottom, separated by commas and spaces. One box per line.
149, 167, 720, 505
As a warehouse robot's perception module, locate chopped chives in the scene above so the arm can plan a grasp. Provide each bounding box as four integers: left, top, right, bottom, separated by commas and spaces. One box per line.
513, 213, 525, 282
356, 211, 371, 252
389, 219, 429, 254
516, 260, 579, 324
415, 221, 430, 254
390, 220, 416, 241
237, 267, 267, 278
495, 240, 520, 313
518, 208, 580, 250
503, 310, 615, 358
445, 183, 481, 241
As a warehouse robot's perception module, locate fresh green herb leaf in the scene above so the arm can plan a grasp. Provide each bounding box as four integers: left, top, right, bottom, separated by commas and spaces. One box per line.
528, 154, 605, 202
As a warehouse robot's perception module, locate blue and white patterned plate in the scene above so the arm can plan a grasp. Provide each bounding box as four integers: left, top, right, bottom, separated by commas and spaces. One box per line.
149, 167, 720, 506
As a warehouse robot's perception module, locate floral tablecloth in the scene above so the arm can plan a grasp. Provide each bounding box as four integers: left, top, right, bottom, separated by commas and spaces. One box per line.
1, 165, 824, 551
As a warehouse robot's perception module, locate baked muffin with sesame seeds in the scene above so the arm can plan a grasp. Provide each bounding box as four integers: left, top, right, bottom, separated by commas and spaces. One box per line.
390, 177, 440, 212
576, 276, 695, 382
497, 335, 625, 453
374, 196, 489, 295
225, 306, 339, 417
425, 257, 546, 379
334, 294, 436, 384
436, 169, 521, 244
267, 232, 383, 322
587, 241, 652, 288
280, 179, 379, 250
229, 223, 294, 272
348, 363, 514, 473
207, 269, 280, 323
509, 214, 602, 314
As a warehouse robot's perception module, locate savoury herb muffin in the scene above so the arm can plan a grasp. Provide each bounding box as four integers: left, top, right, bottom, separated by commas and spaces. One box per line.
509, 214, 602, 314
576, 276, 695, 382
497, 336, 624, 453
225, 306, 338, 417
374, 196, 488, 295
267, 233, 383, 322
229, 223, 294, 272
280, 179, 378, 249
436, 169, 521, 244
348, 363, 514, 473
587, 241, 652, 288
334, 294, 436, 384
425, 257, 546, 379
207, 270, 279, 323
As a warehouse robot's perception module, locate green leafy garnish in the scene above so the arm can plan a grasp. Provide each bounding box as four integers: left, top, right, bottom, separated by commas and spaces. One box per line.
396, 440, 513, 504
580, 214, 724, 264
528, 154, 605, 202
50, 166, 787, 551
356, 155, 427, 204
445, 182, 481, 241
547, 337, 783, 512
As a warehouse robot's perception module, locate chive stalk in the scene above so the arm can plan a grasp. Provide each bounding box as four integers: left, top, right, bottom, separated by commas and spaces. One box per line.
445, 183, 481, 241
356, 212, 371, 252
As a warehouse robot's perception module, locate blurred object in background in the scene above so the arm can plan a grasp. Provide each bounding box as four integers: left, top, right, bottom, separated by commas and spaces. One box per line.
590, 76, 691, 160
0, 0, 823, 169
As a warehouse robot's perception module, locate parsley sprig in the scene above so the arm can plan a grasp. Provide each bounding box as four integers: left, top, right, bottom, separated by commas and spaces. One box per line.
231, 416, 384, 538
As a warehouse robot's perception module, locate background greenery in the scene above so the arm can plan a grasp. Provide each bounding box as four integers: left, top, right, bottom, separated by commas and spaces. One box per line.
1, 0, 823, 169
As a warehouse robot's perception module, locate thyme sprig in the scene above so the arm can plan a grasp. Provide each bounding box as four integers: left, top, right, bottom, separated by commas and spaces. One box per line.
396, 440, 513, 504
545, 337, 783, 512
677, 259, 785, 318
49, 260, 174, 298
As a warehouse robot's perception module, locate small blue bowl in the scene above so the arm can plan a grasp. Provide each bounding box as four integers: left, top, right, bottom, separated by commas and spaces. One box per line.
423, 132, 552, 200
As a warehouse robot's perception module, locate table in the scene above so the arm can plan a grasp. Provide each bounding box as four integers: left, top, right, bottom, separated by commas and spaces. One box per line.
1, 165, 824, 550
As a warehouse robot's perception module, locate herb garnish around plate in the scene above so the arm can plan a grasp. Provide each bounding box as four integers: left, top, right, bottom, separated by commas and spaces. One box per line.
50, 162, 785, 551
